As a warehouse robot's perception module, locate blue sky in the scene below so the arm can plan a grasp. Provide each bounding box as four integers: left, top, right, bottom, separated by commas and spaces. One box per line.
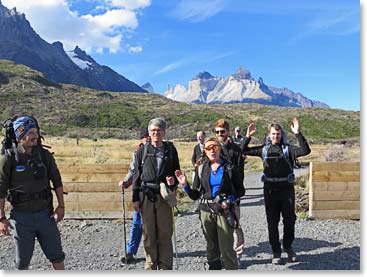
2, 0, 361, 111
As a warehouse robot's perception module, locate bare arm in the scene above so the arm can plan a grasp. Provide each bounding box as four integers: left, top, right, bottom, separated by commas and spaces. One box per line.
52, 186, 65, 222
0, 198, 12, 235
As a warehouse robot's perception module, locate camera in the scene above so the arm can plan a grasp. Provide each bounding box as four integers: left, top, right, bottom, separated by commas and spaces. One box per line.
214, 194, 237, 228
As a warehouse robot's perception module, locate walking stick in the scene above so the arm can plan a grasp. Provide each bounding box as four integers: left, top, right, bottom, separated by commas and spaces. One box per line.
121, 188, 127, 268
172, 207, 179, 270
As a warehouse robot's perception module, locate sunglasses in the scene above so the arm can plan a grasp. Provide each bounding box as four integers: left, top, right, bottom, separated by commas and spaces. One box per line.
215, 129, 226, 134
204, 145, 220, 151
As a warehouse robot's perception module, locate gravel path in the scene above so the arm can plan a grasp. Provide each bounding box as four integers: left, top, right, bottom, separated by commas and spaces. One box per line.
0, 171, 360, 270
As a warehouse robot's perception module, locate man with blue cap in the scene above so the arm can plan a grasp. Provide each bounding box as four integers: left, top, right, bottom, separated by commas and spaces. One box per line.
0, 116, 65, 270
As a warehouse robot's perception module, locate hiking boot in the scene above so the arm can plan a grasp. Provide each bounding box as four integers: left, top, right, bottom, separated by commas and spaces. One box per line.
120, 253, 135, 264
272, 253, 281, 265
284, 247, 298, 262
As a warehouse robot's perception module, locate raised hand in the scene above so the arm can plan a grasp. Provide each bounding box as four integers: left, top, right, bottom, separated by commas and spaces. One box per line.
175, 170, 187, 186
166, 175, 175, 186
291, 118, 300, 134
246, 122, 256, 137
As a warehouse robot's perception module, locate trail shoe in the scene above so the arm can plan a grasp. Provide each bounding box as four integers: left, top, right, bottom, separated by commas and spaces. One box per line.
284, 247, 298, 262
120, 253, 135, 264
272, 253, 281, 265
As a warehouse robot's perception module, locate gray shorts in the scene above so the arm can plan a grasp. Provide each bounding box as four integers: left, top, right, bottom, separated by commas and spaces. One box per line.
9, 209, 65, 269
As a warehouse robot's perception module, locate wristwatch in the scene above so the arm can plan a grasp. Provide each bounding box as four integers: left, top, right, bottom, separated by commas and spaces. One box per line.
0, 216, 7, 222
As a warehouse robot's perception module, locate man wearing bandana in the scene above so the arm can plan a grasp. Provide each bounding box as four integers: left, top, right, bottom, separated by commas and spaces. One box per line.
0, 116, 65, 270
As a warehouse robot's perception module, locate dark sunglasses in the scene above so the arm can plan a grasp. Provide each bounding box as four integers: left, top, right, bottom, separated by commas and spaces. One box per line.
215, 130, 226, 134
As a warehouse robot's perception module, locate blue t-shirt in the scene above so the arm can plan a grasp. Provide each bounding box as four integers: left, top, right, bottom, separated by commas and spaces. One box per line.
184, 160, 234, 202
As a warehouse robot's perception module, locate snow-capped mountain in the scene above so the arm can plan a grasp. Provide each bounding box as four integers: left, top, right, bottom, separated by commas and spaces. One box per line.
0, 1, 145, 92
165, 67, 329, 108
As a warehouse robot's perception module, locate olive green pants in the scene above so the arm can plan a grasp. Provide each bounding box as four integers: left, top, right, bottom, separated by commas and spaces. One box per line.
200, 210, 238, 270
140, 192, 173, 270
233, 202, 244, 257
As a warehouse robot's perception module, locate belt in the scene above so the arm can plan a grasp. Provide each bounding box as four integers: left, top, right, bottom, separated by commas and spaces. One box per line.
261, 173, 295, 183
142, 182, 160, 190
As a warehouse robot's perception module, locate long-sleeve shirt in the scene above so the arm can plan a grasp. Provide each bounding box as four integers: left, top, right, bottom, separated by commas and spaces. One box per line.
0, 145, 63, 212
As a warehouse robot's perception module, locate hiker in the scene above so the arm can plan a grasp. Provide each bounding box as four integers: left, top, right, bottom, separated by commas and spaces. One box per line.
132, 118, 180, 270
242, 118, 311, 264
232, 126, 244, 147
0, 116, 65, 270
118, 127, 150, 264
214, 119, 245, 262
175, 137, 241, 270
191, 130, 205, 212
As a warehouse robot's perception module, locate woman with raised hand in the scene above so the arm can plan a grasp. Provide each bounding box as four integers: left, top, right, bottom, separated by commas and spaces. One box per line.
175, 137, 243, 270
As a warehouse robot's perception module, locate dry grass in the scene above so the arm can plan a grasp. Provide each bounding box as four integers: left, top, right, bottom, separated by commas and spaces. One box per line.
44, 137, 360, 170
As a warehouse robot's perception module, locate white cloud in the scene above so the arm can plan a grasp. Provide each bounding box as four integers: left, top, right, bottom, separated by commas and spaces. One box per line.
154, 51, 236, 75
128, 46, 143, 53
82, 9, 138, 29
171, 0, 225, 23
110, 0, 151, 10
2, 0, 150, 53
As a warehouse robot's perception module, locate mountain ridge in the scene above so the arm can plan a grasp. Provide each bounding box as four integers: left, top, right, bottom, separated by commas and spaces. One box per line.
0, 2, 146, 93
0, 59, 359, 143
165, 66, 329, 108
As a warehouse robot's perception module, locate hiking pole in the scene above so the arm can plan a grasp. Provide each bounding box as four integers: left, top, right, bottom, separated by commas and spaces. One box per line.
121, 188, 127, 268
172, 207, 179, 270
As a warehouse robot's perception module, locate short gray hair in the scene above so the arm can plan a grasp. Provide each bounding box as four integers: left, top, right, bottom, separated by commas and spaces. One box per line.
148, 118, 167, 131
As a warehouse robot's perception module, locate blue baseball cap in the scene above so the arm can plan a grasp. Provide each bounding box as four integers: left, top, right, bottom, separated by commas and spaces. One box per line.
13, 117, 37, 140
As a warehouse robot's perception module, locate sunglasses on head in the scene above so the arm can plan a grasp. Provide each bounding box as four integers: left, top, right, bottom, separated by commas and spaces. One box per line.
215, 129, 226, 134
204, 145, 220, 151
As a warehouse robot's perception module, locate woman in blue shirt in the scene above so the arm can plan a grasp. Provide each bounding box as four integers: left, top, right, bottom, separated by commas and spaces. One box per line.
175, 137, 242, 270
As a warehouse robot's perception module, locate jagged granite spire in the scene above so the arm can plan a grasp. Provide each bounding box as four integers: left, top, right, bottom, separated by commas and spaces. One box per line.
232, 66, 252, 79
195, 71, 214, 79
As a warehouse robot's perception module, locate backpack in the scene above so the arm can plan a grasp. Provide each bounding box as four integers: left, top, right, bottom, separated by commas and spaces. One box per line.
140, 141, 174, 167
261, 132, 295, 183
1, 117, 59, 206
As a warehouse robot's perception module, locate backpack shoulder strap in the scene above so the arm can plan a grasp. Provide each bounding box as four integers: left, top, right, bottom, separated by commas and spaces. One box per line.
198, 163, 203, 180
282, 145, 293, 171
141, 142, 149, 166
261, 144, 270, 161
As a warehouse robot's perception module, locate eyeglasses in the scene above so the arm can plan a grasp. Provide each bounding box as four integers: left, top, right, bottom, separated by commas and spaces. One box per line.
215, 130, 226, 134
204, 145, 220, 151
150, 128, 162, 133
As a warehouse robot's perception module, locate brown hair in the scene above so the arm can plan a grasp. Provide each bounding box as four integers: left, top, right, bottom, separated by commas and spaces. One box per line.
268, 123, 282, 132
196, 137, 220, 166
214, 118, 230, 130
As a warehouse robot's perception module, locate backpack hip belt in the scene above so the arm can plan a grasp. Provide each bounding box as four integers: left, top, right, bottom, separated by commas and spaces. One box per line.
7, 188, 52, 205
141, 182, 161, 191
261, 172, 295, 183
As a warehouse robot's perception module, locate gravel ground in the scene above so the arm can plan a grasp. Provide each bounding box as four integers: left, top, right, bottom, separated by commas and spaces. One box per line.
0, 171, 360, 271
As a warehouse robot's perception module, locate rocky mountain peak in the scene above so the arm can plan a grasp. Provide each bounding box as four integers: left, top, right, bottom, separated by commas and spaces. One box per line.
195, 71, 214, 80
0, 1, 145, 92
165, 66, 329, 108
232, 66, 252, 80
72, 46, 95, 63
141, 82, 153, 93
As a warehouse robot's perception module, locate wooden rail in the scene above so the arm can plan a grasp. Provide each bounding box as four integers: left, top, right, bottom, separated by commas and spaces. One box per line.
4, 164, 133, 219
309, 162, 360, 220
57, 164, 132, 219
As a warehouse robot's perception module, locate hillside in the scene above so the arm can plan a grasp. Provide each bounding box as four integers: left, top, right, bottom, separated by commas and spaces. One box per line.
0, 60, 360, 143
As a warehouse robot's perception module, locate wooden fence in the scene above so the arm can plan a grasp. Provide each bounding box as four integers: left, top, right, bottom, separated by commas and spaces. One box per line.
309, 162, 360, 220
58, 164, 132, 219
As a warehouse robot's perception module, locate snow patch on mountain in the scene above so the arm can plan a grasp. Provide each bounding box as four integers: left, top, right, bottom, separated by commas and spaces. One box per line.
66, 51, 92, 70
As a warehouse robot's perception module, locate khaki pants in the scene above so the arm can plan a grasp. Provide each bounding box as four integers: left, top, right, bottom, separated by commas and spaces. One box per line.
200, 210, 238, 270
233, 202, 244, 257
140, 192, 173, 270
